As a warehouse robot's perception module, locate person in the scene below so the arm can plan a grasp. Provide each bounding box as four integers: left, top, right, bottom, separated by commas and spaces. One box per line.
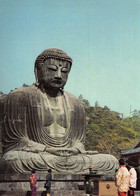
1, 48, 118, 174
30, 169, 37, 196
127, 160, 137, 196
116, 159, 130, 196
44, 169, 52, 196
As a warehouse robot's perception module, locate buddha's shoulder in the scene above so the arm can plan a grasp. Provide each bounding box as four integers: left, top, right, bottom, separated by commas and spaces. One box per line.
7, 85, 38, 98
64, 91, 84, 107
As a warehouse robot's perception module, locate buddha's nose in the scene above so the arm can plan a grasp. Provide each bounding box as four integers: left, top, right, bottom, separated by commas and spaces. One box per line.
55, 70, 62, 79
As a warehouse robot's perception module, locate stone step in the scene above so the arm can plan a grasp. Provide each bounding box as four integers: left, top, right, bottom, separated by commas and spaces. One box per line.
134, 191, 140, 196
0, 190, 85, 196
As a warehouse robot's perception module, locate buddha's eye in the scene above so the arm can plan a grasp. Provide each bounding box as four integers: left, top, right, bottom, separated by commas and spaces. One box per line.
61, 67, 70, 73
47, 65, 57, 71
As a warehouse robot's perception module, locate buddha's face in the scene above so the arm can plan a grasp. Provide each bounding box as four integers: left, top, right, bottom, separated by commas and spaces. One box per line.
38, 58, 71, 89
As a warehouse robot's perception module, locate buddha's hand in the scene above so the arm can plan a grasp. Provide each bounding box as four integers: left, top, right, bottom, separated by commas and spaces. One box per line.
44, 147, 79, 157
84, 150, 98, 155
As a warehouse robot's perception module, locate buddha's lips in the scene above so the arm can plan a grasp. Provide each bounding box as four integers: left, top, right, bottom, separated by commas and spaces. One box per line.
52, 80, 62, 84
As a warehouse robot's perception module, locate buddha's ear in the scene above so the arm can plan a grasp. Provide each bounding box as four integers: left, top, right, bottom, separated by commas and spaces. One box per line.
34, 67, 39, 85
67, 61, 72, 73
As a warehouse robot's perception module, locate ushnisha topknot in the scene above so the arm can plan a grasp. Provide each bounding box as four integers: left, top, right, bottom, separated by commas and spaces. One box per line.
35, 48, 73, 69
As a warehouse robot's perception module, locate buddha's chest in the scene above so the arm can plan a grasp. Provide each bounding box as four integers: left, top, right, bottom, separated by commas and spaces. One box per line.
43, 102, 67, 126
41, 96, 68, 138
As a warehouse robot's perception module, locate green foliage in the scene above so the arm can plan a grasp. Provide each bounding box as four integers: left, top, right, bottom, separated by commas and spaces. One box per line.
79, 95, 140, 159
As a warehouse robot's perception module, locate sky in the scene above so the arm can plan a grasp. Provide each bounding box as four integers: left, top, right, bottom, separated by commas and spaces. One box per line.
0, 0, 140, 117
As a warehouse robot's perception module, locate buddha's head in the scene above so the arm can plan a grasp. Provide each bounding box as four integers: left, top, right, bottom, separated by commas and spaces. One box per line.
34, 48, 72, 90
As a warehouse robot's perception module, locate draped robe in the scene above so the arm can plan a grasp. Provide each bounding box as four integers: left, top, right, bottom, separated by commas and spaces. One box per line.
1, 85, 118, 174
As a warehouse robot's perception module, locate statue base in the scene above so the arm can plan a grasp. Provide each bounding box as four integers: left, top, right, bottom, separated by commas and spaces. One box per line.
0, 173, 116, 196
0, 173, 85, 196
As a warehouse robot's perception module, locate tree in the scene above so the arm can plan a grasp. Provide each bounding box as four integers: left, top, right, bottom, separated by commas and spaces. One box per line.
80, 96, 139, 159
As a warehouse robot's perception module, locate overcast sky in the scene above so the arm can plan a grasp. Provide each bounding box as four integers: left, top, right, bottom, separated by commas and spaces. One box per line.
0, 0, 140, 117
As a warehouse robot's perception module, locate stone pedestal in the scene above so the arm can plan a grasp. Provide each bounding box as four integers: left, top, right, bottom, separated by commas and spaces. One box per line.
0, 173, 85, 196
0, 173, 116, 196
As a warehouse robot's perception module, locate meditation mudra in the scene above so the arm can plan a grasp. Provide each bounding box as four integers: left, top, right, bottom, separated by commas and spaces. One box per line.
1, 48, 118, 173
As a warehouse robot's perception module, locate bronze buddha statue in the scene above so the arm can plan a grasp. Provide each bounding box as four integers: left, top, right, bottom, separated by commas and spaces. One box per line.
1, 48, 118, 174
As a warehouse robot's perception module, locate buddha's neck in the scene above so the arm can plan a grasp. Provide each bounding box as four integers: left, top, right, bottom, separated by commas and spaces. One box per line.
38, 84, 63, 97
